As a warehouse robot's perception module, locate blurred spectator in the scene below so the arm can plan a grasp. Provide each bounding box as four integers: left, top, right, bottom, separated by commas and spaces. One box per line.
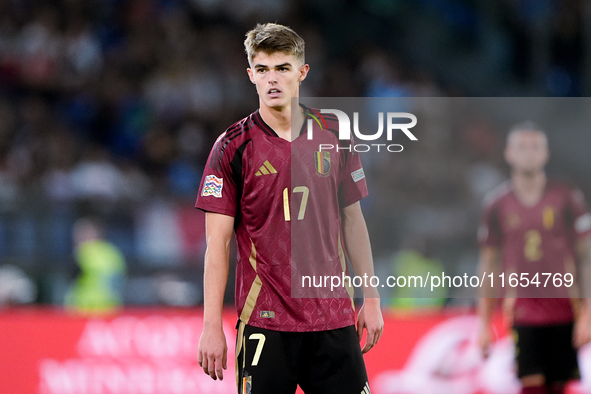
17, 5, 62, 89
0, 264, 37, 306
155, 272, 201, 307
65, 217, 126, 313
70, 145, 124, 202
388, 237, 447, 310
62, 15, 103, 89
362, 51, 413, 98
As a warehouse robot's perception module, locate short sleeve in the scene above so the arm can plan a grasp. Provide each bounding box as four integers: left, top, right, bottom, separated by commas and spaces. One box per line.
338, 148, 368, 208
195, 133, 239, 217
567, 188, 591, 239
478, 199, 502, 248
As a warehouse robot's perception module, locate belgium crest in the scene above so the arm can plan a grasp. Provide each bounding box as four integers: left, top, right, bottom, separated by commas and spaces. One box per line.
315, 151, 331, 176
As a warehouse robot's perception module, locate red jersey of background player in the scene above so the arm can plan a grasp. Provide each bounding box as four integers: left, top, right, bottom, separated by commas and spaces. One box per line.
195, 108, 368, 332
479, 180, 591, 325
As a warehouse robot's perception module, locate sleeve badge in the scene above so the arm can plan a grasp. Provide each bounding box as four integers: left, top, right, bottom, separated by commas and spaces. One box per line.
351, 168, 365, 182
201, 175, 223, 198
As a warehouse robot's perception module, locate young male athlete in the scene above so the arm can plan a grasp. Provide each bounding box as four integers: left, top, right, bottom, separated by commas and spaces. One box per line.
477, 122, 591, 394
195, 23, 383, 394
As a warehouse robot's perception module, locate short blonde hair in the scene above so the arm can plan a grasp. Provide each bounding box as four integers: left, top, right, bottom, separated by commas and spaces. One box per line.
244, 23, 305, 66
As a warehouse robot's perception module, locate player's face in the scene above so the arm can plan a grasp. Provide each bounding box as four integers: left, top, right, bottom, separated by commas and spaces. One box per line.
505, 130, 549, 174
247, 51, 309, 111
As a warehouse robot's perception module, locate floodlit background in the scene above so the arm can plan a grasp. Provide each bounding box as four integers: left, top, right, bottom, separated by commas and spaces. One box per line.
0, 1, 590, 393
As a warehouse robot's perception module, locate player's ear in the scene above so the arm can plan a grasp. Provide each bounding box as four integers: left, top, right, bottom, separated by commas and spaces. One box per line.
542, 148, 550, 164
298, 63, 310, 83
247, 68, 256, 84
504, 147, 512, 165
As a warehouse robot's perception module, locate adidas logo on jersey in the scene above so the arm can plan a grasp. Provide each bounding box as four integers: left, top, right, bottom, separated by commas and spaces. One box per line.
255, 160, 277, 176
361, 382, 371, 394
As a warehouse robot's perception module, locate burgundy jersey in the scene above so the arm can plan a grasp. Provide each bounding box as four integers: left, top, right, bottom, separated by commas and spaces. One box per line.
195, 108, 368, 332
479, 181, 591, 325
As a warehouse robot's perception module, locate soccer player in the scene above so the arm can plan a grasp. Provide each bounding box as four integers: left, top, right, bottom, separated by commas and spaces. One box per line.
477, 122, 591, 394
195, 23, 383, 394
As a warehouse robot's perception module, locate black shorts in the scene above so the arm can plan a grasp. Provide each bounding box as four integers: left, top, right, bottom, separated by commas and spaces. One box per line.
513, 323, 579, 383
235, 321, 370, 394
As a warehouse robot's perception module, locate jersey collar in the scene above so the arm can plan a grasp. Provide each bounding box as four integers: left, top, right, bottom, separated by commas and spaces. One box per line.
253, 105, 313, 140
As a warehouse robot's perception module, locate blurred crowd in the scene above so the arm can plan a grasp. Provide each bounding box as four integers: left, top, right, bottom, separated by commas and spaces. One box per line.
0, 0, 588, 307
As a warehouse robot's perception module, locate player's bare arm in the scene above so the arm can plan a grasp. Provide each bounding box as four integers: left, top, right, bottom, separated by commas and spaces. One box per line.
575, 235, 591, 348
341, 201, 384, 353
477, 246, 500, 358
197, 212, 234, 381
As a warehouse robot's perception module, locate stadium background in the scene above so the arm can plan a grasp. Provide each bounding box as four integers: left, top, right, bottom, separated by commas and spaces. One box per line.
1, 0, 591, 393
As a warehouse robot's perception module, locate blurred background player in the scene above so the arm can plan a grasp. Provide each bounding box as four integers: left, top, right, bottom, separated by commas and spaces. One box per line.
0, 1, 590, 392
65, 216, 126, 314
195, 23, 383, 393
477, 122, 591, 394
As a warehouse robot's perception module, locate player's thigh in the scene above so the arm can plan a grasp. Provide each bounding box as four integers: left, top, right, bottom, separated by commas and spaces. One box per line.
299, 325, 369, 394
236, 322, 299, 394
542, 323, 579, 383
513, 325, 545, 379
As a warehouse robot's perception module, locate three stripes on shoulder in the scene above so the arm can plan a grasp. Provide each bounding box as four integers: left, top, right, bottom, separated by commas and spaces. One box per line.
361, 382, 371, 394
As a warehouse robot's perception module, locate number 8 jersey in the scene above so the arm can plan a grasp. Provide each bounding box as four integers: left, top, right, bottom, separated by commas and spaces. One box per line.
478, 181, 591, 325
195, 108, 368, 332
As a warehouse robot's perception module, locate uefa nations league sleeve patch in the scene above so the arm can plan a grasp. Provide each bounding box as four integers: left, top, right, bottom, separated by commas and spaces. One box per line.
201, 175, 223, 198
351, 168, 365, 182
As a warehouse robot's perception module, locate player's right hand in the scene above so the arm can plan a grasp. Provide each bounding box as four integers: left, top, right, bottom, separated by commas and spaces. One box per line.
197, 325, 228, 381
477, 323, 493, 359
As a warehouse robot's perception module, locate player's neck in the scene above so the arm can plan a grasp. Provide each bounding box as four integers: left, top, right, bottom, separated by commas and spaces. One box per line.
259, 102, 304, 142
511, 170, 547, 207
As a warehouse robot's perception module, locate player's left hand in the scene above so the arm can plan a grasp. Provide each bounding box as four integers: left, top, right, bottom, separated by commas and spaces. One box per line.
357, 298, 384, 354
574, 303, 591, 348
